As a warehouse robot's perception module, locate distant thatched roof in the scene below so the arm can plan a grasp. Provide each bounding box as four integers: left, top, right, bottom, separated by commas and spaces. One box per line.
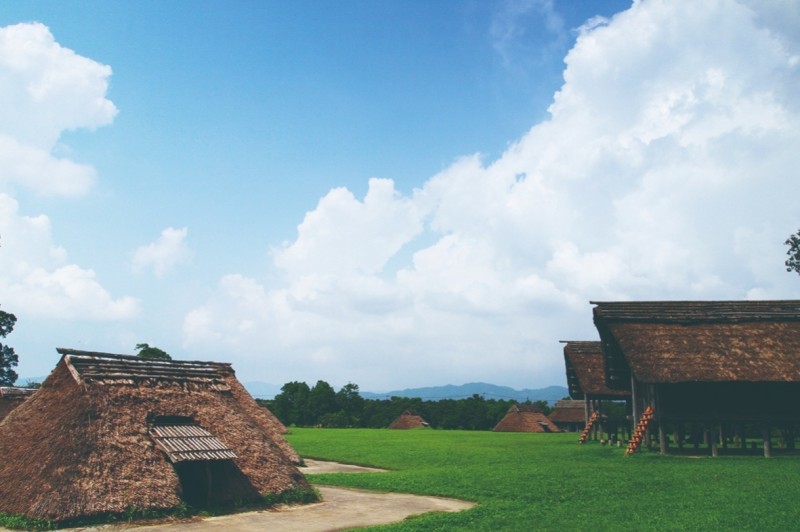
0, 386, 36, 422
561, 341, 631, 400
0, 349, 309, 522
493, 404, 560, 433
388, 410, 430, 429
548, 400, 585, 424
592, 300, 800, 389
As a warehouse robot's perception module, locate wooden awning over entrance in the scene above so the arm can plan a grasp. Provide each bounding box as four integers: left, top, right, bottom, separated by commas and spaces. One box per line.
149, 424, 237, 462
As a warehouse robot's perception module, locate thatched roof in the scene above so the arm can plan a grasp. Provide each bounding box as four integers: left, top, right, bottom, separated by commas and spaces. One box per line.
592, 300, 800, 389
548, 400, 585, 424
388, 410, 430, 429
0, 386, 36, 422
561, 341, 631, 400
493, 404, 560, 433
0, 349, 309, 522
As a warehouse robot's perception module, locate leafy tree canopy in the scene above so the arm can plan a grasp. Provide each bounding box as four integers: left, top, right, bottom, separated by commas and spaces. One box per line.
786, 228, 800, 276
0, 309, 19, 386
135, 343, 172, 360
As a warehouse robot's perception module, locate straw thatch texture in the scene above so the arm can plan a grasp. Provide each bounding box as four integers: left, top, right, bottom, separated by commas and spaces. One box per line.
592, 300, 800, 386
0, 386, 36, 422
492, 404, 560, 432
388, 410, 430, 429
0, 349, 309, 522
562, 341, 631, 399
548, 400, 585, 424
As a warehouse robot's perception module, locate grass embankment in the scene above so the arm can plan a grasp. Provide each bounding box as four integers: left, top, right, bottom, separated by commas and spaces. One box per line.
288, 428, 800, 530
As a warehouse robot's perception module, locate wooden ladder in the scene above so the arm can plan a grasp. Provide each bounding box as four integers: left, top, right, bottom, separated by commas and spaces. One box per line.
625, 406, 654, 455
579, 410, 599, 444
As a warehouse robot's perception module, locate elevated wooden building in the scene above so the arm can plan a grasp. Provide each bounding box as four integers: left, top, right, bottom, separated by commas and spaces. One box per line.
592, 300, 800, 456
562, 341, 631, 440
0, 349, 311, 522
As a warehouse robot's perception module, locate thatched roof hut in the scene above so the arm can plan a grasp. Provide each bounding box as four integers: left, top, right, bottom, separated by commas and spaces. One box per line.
493, 404, 560, 433
548, 400, 585, 431
592, 300, 800, 455
388, 410, 430, 429
0, 348, 310, 522
0, 386, 36, 422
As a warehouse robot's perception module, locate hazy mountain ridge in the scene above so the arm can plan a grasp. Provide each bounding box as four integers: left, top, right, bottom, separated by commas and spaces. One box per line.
360, 382, 569, 403
21, 377, 568, 404
244, 381, 568, 402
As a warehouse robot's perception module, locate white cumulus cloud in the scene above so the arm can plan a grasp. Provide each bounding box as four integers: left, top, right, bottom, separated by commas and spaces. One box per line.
184, 0, 800, 390
0, 23, 136, 323
132, 227, 192, 278
0, 194, 139, 320
0, 22, 116, 196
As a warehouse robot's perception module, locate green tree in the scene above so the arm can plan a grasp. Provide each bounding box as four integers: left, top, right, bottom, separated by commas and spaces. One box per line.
336, 383, 364, 427
308, 380, 338, 425
0, 309, 19, 386
786, 228, 800, 275
272, 381, 312, 426
135, 343, 172, 360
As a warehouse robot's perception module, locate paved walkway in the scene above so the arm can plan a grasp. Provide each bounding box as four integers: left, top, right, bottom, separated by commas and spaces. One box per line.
59, 460, 474, 531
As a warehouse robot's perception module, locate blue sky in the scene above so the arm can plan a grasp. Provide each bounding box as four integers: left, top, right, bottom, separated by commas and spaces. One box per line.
1, 0, 798, 393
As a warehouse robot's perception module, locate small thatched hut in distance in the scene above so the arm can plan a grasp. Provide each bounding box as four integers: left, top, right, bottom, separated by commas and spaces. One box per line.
548, 400, 585, 432
388, 410, 430, 429
0, 386, 36, 422
0, 348, 311, 523
493, 404, 560, 433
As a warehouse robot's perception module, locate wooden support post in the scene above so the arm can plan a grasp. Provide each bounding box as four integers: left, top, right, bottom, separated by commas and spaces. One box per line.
739, 424, 747, 450
659, 421, 668, 455
763, 424, 772, 458
710, 425, 719, 457
584, 396, 591, 427
631, 376, 640, 429
597, 401, 604, 442
677, 424, 684, 449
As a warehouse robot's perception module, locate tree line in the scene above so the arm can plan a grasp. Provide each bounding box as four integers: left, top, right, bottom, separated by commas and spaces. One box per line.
259, 380, 552, 430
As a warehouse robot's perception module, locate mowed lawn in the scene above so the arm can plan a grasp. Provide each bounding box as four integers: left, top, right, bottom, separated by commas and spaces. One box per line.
287, 428, 800, 530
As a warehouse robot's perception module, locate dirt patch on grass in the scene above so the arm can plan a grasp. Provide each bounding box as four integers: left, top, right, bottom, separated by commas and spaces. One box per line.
302, 458, 389, 474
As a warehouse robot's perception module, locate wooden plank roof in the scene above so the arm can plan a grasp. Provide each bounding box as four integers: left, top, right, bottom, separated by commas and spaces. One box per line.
0, 387, 36, 398
58, 348, 232, 388
149, 423, 237, 462
592, 300, 800, 387
561, 341, 630, 399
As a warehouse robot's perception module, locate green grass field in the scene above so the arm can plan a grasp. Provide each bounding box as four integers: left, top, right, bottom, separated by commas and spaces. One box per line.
287, 428, 800, 530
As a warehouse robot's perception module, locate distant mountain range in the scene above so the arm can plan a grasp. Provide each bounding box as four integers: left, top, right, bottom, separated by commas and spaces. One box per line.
360, 382, 569, 404
18, 376, 567, 405
243, 380, 568, 404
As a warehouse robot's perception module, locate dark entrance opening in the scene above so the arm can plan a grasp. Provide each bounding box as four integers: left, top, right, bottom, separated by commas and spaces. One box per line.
149, 415, 260, 508
172, 459, 261, 508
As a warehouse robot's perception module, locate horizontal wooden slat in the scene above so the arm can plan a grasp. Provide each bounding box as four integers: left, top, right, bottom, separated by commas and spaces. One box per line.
58, 348, 234, 385
149, 424, 237, 463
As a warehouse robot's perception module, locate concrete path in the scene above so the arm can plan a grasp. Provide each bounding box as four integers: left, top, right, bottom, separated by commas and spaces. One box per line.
127, 485, 474, 531
59, 460, 475, 531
